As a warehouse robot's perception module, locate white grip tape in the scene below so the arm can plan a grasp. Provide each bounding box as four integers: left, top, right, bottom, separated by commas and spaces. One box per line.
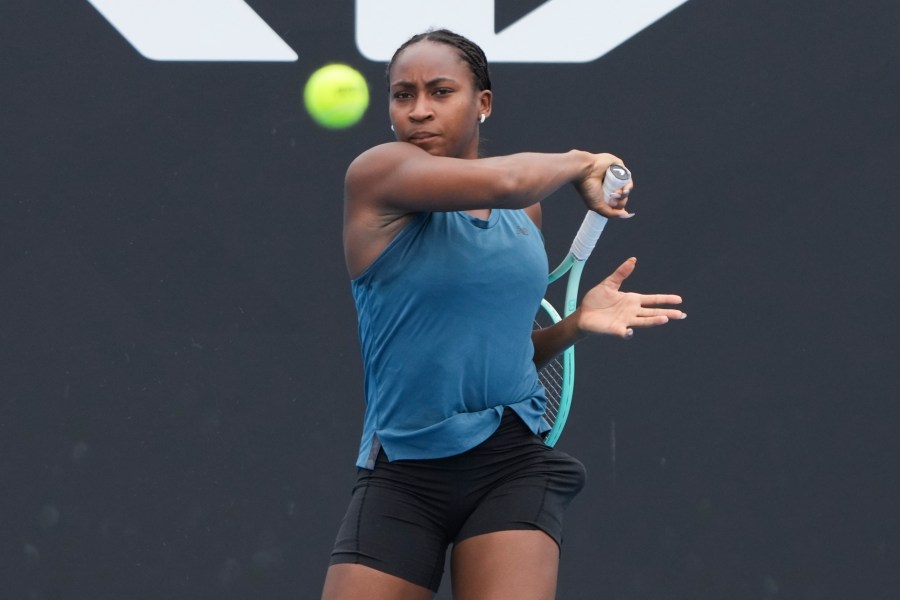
602, 164, 631, 201
570, 211, 608, 260
569, 165, 631, 260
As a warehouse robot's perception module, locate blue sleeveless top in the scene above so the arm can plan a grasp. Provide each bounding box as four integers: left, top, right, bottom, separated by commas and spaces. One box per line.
351, 209, 550, 468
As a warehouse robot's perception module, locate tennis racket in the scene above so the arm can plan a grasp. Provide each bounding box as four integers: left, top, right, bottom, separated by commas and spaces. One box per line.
537, 164, 631, 446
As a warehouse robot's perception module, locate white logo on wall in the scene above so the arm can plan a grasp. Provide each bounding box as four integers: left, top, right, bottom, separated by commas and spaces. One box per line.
86, 0, 690, 63
356, 0, 690, 63
86, 0, 298, 61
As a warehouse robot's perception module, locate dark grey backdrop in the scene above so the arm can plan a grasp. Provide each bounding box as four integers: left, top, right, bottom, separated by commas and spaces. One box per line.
2, 1, 899, 598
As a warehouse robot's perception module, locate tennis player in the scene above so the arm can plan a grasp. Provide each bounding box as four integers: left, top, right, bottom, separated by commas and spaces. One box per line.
322, 29, 686, 600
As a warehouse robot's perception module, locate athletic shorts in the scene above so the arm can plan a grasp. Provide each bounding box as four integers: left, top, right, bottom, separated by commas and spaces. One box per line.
328, 409, 586, 592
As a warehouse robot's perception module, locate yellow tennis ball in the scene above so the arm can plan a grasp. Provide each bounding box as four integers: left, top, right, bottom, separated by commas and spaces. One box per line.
304, 64, 369, 129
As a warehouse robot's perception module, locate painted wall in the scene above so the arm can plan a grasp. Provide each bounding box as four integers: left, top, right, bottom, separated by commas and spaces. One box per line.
3, 1, 898, 598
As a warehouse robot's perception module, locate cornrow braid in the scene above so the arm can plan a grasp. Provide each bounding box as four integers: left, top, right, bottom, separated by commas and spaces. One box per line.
387, 29, 492, 91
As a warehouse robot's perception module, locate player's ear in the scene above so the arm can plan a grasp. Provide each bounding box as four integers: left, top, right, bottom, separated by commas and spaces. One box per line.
477, 90, 493, 121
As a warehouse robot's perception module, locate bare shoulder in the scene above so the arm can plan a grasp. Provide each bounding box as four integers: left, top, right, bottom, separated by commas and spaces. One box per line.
345, 142, 426, 197
343, 143, 422, 278
343, 142, 423, 227
345, 141, 510, 215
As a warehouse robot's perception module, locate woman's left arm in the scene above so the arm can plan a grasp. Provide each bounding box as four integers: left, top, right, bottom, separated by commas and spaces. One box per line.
531, 257, 686, 368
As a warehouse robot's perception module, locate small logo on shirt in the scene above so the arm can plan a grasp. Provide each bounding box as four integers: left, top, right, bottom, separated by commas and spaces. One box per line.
515, 226, 530, 236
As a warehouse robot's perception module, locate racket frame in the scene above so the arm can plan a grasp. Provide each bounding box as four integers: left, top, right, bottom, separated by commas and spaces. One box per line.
539, 164, 630, 445
541, 228, 598, 447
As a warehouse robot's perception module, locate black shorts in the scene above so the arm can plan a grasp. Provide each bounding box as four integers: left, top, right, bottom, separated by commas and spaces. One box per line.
328, 409, 586, 592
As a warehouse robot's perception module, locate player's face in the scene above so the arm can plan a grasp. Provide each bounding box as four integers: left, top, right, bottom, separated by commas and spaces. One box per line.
388, 42, 491, 159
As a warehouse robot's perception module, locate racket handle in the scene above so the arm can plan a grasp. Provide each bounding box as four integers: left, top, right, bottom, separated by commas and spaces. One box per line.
570, 211, 608, 260
602, 164, 632, 203
569, 165, 631, 260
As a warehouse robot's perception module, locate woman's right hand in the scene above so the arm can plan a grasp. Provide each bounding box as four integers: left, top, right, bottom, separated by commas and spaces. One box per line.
573, 152, 635, 218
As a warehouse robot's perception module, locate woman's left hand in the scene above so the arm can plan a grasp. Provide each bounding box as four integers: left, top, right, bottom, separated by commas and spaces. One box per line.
577, 258, 686, 339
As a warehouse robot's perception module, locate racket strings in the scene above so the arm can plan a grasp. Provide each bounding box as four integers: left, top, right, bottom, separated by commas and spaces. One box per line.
538, 356, 564, 426
534, 310, 565, 431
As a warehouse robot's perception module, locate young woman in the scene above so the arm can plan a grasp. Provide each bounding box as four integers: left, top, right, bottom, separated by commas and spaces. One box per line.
322, 29, 686, 600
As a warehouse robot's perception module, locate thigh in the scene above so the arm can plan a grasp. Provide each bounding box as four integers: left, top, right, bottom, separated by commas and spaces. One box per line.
450, 530, 560, 600
455, 442, 586, 546
322, 563, 434, 600
328, 459, 452, 592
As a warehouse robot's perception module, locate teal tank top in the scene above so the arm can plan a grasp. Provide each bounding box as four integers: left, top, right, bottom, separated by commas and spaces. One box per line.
351, 209, 550, 468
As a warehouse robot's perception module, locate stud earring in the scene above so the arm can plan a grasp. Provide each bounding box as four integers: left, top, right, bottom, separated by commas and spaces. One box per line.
391, 124, 395, 132
479, 114, 486, 124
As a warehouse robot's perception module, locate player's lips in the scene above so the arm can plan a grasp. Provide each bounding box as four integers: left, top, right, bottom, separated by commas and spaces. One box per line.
407, 131, 438, 142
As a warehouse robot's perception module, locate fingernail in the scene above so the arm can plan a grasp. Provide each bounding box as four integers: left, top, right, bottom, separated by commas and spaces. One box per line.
621, 212, 636, 219
625, 329, 634, 339
680, 313, 687, 319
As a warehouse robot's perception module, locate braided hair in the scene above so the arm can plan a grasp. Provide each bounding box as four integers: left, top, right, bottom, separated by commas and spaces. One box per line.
387, 29, 492, 92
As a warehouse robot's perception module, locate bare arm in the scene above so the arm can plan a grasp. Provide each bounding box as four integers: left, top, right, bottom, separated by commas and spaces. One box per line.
346, 142, 633, 216
343, 142, 633, 276
532, 314, 584, 369
532, 258, 686, 368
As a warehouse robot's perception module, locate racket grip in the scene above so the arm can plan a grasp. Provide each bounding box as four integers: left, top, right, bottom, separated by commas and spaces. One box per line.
570, 211, 608, 260
602, 164, 632, 203
569, 165, 630, 260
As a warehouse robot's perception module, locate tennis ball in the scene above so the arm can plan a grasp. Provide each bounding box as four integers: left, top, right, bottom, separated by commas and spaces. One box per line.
304, 64, 369, 129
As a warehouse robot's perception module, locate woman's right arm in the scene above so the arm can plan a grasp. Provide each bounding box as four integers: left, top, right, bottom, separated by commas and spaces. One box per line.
342, 142, 633, 277
345, 141, 631, 216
